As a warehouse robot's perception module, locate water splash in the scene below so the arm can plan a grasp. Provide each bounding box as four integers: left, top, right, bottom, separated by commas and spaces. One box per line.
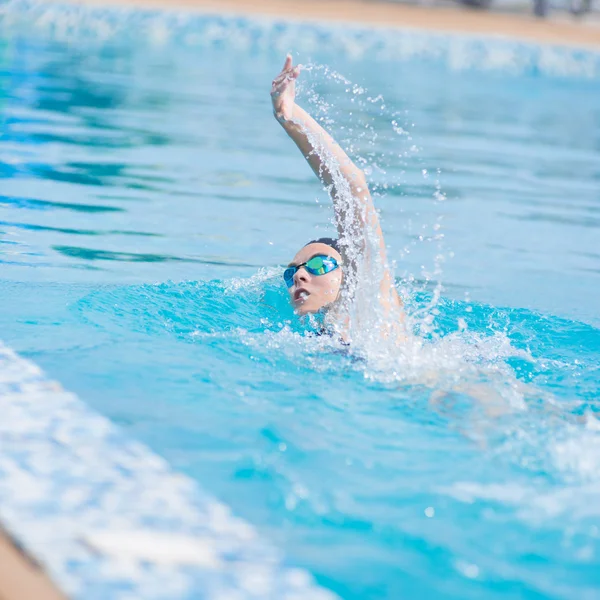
286, 63, 454, 373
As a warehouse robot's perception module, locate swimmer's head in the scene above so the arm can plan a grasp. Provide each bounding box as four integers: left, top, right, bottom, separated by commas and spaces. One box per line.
284, 238, 343, 316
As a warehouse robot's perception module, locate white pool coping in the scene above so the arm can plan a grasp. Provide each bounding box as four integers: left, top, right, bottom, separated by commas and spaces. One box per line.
0, 342, 336, 599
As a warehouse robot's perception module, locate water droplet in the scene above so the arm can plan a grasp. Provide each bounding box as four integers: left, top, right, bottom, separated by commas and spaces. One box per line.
459, 562, 479, 579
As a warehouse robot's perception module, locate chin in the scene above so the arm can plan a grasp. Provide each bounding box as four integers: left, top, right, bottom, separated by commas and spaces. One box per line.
292, 299, 319, 315
294, 299, 332, 316
294, 305, 315, 316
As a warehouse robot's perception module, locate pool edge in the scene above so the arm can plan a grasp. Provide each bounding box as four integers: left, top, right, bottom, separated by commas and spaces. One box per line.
0, 528, 66, 600
0, 341, 337, 600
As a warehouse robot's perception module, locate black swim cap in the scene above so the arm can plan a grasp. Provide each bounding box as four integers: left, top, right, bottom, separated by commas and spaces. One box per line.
304, 237, 341, 254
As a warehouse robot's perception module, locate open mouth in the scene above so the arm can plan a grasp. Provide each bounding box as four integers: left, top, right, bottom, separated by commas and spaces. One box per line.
293, 288, 310, 303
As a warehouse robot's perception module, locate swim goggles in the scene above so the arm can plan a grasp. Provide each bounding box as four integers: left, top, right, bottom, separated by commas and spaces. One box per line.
283, 254, 340, 288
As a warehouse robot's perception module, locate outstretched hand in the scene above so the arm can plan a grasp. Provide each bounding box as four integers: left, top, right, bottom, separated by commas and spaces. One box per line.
271, 54, 300, 123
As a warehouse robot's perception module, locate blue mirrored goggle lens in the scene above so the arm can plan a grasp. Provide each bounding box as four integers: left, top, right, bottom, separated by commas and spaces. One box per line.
283, 255, 339, 287
305, 255, 326, 274
283, 267, 296, 287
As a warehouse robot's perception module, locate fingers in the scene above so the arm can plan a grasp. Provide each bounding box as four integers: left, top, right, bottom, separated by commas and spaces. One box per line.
272, 65, 299, 88
273, 70, 288, 84
278, 70, 298, 87
278, 54, 299, 79
271, 55, 300, 96
271, 73, 288, 91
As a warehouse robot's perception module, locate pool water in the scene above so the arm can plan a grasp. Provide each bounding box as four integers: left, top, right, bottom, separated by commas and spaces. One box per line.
2, 4, 600, 599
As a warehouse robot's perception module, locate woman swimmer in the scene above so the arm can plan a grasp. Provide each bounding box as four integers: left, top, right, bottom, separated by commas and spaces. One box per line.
271, 55, 404, 340
270, 55, 539, 417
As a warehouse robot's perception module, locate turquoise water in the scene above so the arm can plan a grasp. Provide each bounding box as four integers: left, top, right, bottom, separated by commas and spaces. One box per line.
2, 4, 600, 599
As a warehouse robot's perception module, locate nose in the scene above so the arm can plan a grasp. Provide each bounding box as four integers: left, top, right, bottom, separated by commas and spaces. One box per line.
293, 266, 310, 286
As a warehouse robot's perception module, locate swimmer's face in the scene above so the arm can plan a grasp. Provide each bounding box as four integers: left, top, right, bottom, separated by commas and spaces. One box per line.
286, 243, 343, 316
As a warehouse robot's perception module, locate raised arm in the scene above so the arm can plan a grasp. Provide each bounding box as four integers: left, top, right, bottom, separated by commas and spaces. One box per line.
271, 55, 403, 318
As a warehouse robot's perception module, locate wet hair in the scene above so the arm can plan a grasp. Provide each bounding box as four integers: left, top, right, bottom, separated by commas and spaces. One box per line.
304, 237, 341, 254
